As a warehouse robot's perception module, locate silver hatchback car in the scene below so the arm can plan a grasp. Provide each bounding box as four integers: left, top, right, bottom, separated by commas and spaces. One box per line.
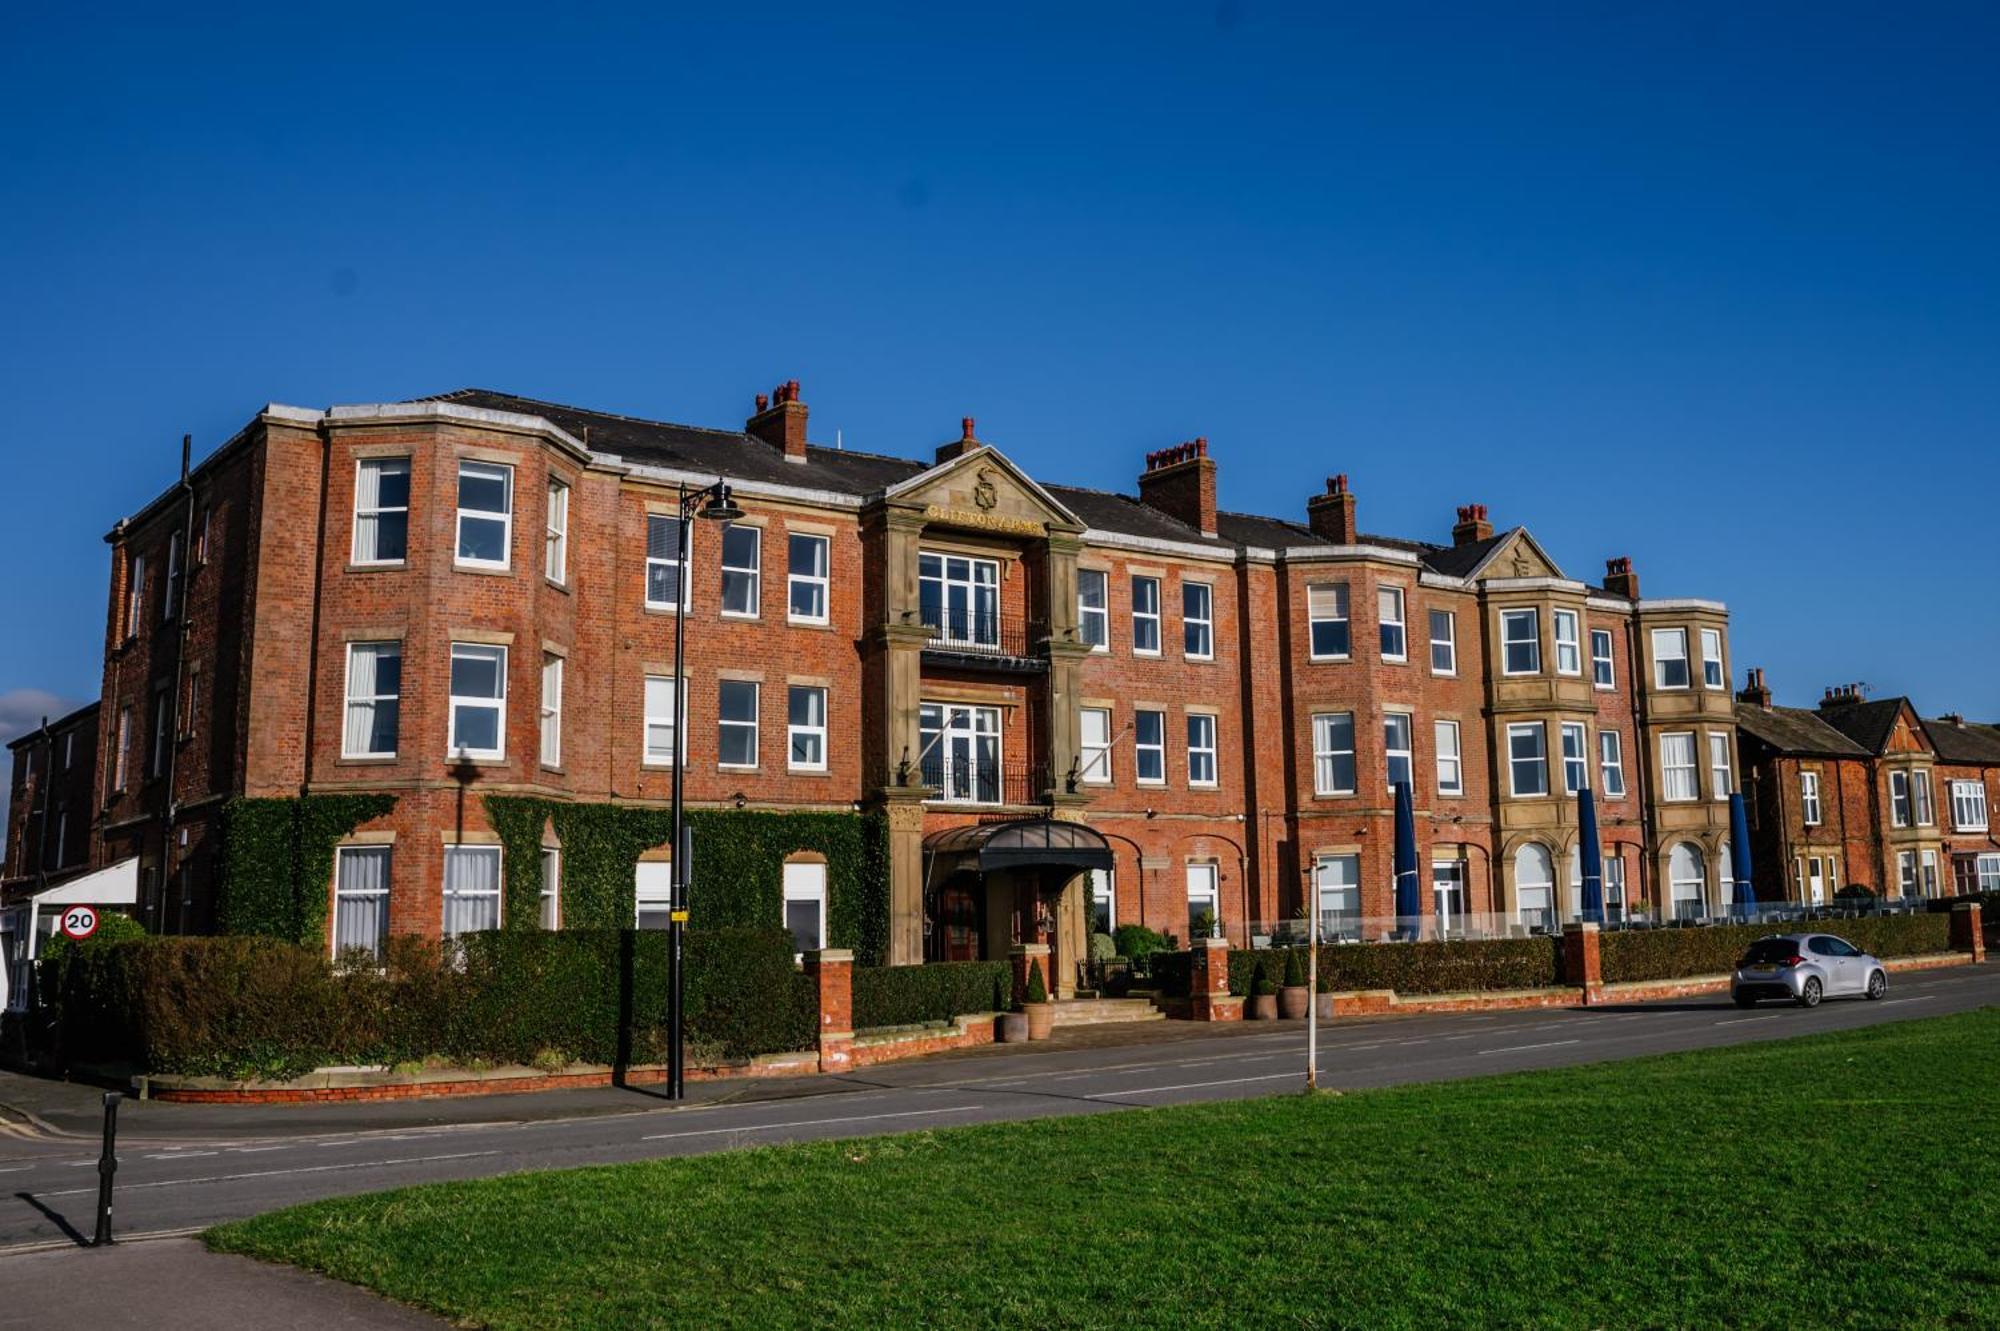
1731, 932, 1888, 1009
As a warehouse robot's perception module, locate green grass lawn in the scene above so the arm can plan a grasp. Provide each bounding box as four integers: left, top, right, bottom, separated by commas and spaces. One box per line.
208, 1010, 2000, 1330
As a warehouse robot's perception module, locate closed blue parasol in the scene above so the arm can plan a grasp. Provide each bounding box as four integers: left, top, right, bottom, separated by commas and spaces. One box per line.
1577, 785, 1604, 925
1393, 780, 1422, 937
1729, 793, 1756, 916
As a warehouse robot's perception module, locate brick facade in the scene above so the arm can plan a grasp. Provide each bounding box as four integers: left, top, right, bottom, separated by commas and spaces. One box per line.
16, 385, 1784, 987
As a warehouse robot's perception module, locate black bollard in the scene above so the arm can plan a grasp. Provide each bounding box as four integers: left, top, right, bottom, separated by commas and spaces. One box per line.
92, 1091, 121, 1246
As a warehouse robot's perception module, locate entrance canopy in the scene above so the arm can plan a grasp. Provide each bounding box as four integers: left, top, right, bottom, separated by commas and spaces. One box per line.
924, 818, 1114, 876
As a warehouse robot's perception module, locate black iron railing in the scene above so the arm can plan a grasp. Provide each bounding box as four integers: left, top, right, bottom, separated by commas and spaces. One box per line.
918, 754, 1050, 807
920, 609, 1040, 659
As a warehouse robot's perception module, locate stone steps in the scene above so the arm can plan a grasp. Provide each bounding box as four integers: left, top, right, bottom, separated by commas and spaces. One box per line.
1049, 997, 1167, 1027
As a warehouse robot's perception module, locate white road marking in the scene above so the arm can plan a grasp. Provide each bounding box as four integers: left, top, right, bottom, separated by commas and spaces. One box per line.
1087, 1072, 1302, 1099
1879, 996, 1935, 1006
232, 1145, 287, 1153
1712, 1015, 1783, 1026
641, 1105, 986, 1141
26, 1150, 502, 1199
144, 1150, 218, 1160
1478, 1040, 1581, 1056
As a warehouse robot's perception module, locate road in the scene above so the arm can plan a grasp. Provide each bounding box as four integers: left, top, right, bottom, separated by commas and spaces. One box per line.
2, 963, 1991, 1253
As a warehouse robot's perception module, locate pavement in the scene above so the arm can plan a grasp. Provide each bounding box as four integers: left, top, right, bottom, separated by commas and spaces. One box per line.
0, 961, 1992, 1328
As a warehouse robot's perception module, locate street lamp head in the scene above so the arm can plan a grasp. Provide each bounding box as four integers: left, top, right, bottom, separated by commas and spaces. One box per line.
700, 483, 744, 522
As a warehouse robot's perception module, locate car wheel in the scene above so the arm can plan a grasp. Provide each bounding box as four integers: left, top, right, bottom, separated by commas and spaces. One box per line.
1733, 992, 1757, 1008
1865, 970, 1886, 1000
1796, 976, 1822, 1009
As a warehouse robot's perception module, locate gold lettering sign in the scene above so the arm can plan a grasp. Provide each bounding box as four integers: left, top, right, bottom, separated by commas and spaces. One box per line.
923, 504, 1046, 536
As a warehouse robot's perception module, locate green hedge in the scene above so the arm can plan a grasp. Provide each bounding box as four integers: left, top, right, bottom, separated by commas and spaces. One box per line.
1600, 915, 1953, 984
37, 928, 816, 1081
850, 962, 1012, 1031
1225, 938, 1564, 997
485, 799, 890, 965
216, 795, 397, 945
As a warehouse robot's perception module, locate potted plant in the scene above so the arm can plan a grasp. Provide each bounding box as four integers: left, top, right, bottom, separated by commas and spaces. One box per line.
1278, 947, 1310, 1020
1248, 958, 1279, 1020
1022, 962, 1055, 1040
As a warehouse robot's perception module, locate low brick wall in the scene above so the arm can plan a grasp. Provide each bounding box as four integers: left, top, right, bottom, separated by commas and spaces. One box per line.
850, 1013, 1001, 1067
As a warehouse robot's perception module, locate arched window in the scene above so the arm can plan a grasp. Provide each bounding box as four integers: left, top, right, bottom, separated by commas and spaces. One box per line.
1514, 844, 1554, 933
1566, 847, 1583, 922
1669, 843, 1707, 922
1717, 839, 1734, 911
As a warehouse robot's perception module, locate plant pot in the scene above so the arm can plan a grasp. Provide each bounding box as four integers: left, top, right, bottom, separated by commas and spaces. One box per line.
997, 1011, 1030, 1043
1314, 992, 1334, 1020
1249, 993, 1279, 1020
1024, 1002, 1055, 1041
1278, 985, 1310, 1020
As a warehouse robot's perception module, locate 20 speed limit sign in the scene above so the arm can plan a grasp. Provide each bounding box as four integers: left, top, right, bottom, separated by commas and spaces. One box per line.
58, 905, 100, 940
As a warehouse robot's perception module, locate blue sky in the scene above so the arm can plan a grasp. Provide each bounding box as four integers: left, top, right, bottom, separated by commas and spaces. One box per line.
3, 0, 1997, 750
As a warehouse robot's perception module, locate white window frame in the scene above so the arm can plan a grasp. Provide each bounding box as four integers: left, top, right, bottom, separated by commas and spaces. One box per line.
1089, 868, 1116, 934
1598, 729, 1626, 798
718, 679, 760, 770
920, 552, 1000, 647
162, 530, 182, 622
447, 642, 508, 761
112, 705, 131, 793
1428, 609, 1456, 675
1889, 770, 1911, 828
1078, 568, 1109, 651
1920, 849, 1940, 898
1603, 855, 1628, 924
643, 675, 683, 769
125, 553, 145, 638
454, 460, 514, 571
720, 522, 762, 619
1134, 708, 1167, 785
1501, 609, 1540, 676
1514, 843, 1555, 931
1384, 711, 1413, 792
442, 844, 503, 938
1708, 732, 1733, 802
1660, 732, 1698, 802
782, 861, 828, 959
1897, 850, 1917, 897
1507, 722, 1548, 798
646, 514, 689, 612
1560, 721, 1589, 796
787, 532, 830, 626
332, 845, 391, 960
1186, 712, 1218, 788
1434, 719, 1463, 796
1377, 585, 1407, 663
1315, 853, 1361, 940
1652, 628, 1690, 690
540, 847, 561, 930
1079, 707, 1112, 785
544, 479, 569, 584
1590, 628, 1615, 689
1306, 583, 1351, 661
635, 862, 673, 930
1185, 862, 1220, 938
351, 457, 410, 567
1977, 853, 2000, 893
1701, 628, 1725, 689
1182, 582, 1214, 660
1312, 711, 1356, 796
342, 640, 402, 759
1951, 779, 1989, 832
1913, 769, 1934, 827
1801, 770, 1823, 826
540, 654, 563, 768
1668, 843, 1707, 921
787, 684, 829, 773
920, 702, 1003, 804
1131, 576, 1162, 656
1552, 609, 1581, 676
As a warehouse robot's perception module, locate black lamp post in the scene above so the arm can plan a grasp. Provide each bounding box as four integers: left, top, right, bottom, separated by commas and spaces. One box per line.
666, 478, 743, 1101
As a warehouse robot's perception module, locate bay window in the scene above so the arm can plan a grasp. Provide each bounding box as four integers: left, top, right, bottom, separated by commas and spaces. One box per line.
1312, 712, 1356, 796
342, 641, 401, 758
1553, 609, 1581, 675
447, 643, 506, 760
442, 845, 502, 937
455, 461, 512, 569
1508, 722, 1548, 797
333, 846, 391, 960
351, 457, 410, 565
1378, 586, 1406, 661
1661, 732, 1698, 802
1501, 609, 1539, 675
1307, 583, 1350, 659
1652, 628, 1689, 689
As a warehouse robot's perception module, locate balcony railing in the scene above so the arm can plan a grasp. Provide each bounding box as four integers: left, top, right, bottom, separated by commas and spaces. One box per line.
920, 609, 1042, 663
919, 754, 1050, 807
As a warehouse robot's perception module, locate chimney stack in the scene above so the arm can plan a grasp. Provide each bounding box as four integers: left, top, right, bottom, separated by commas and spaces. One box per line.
1305, 474, 1357, 545
747, 379, 809, 463
935, 416, 982, 465
1137, 437, 1218, 537
1452, 503, 1493, 546
1819, 682, 1866, 709
1602, 556, 1640, 600
1738, 667, 1773, 709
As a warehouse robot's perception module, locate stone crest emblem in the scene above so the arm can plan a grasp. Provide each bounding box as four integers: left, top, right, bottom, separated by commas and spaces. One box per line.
973, 468, 999, 511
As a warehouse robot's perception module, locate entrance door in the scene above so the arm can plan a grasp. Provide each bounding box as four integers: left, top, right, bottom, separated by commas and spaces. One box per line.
938, 885, 982, 962
1805, 856, 1826, 906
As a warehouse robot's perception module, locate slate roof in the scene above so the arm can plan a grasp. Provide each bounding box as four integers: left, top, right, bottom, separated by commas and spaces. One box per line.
1733, 702, 1870, 758
413, 390, 1606, 582
1813, 699, 1913, 756
1923, 717, 2000, 766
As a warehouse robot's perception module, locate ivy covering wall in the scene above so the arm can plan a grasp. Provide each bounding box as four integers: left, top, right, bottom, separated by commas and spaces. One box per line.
216, 795, 397, 946
484, 798, 891, 966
